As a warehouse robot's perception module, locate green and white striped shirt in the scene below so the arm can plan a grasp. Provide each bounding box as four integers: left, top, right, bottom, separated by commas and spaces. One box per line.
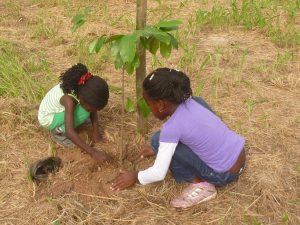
38, 84, 66, 128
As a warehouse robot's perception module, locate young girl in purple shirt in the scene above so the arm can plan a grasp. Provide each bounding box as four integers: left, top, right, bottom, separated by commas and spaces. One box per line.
111, 68, 246, 208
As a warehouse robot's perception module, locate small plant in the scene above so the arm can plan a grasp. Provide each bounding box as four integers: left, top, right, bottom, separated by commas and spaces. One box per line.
72, 6, 181, 161
211, 49, 222, 101
282, 212, 289, 224
234, 48, 249, 83
53, 219, 61, 225
195, 53, 212, 96
71, 6, 90, 33
273, 51, 294, 72
244, 99, 256, 120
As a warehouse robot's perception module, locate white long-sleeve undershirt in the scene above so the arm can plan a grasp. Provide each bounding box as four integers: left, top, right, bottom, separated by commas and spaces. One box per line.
138, 142, 178, 185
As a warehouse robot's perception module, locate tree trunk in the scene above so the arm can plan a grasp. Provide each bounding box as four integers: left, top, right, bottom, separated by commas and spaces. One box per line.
120, 68, 125, 163
136, 0, 147, 134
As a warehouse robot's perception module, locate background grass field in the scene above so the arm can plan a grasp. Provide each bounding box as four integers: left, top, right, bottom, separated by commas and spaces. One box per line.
0, 0, 299, 224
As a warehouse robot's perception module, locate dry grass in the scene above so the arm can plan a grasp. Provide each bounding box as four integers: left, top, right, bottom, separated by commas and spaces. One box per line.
0, 0, 299, 224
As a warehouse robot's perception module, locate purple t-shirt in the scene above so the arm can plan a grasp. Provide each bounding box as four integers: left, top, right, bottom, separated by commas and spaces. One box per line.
159, 98, 245, 173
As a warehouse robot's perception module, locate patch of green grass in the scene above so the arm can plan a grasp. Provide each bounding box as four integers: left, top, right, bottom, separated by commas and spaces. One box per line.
3, 0, 21, 16
178, 43, 197, 71
32, 0, 70, 8
250, 49, 296, 85
237, 48, 248, 75
0, 39, 50, 103
208, 48, 223, 101
196, 5, 231, 29
267, 25, 300, 47
273, 50, 294, 72
193, 0, 300, 47
30, 17, 57, 39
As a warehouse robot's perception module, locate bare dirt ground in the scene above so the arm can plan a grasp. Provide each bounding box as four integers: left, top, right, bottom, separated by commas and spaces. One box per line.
0, 0, 299, 224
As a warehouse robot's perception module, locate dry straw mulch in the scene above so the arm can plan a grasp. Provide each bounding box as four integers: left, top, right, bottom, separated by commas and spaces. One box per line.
0, 0, 299, 224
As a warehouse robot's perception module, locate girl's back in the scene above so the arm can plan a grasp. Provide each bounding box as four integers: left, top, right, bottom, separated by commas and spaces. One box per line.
160, 97, 245, 173
38, 84, 65, 127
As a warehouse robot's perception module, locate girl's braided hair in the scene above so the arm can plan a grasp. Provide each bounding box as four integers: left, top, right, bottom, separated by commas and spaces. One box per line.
60, 63, 109, 110
143, 68, 192, 104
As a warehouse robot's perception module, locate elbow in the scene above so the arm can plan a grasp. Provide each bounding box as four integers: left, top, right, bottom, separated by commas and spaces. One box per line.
158, 174, 165, 181
155, 171, 167, 182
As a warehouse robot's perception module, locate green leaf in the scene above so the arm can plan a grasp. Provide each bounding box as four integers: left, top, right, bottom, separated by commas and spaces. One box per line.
132, 55, 140, 68
160, 42, 172, 58
125, 97, 135, 113
168, 33, 179, 49
132, 30, 144, 39
149, 37, 160, 55
71, 6, 90, 32
152, 33, 170, 44
114, 53, 123, 70
110, 41, 120, 59
140, 37, 150, 50
155, 20, 182, 28
125, 63, 135, 75
159, 26, 179, 32
120, 35, 137, 63
142, 27, 170, 44
105, 35, 124, 43
89, 35, 106, 53
111, 40, 123, 70
138, 97, 151, 118
71, 16, 85, 32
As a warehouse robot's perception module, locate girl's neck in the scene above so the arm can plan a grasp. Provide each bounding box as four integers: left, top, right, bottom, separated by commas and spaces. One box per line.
166, 102, 179, 117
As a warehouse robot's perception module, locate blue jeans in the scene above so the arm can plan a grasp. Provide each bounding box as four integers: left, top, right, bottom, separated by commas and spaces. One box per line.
150, 97, 243, 187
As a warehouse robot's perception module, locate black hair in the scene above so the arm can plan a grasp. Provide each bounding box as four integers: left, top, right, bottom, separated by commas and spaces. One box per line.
143, 68, 192, 104
60, 63, 109, 109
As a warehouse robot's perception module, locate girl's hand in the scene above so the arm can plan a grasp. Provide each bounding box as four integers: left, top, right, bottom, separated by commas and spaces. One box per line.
91, 149, 110, 163
138, 145, 155, 159
111, 170, 138, 191
90, 135, 100, 147
90, 135, 109, 147
90, 129, 101, 145
90, 111, 103, 145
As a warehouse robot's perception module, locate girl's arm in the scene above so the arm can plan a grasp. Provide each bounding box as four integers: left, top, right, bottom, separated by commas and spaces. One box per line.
60, 95, 109, 163
111, 142, 177, 190
137, 142, 177, 184
90, 111, 101, 144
